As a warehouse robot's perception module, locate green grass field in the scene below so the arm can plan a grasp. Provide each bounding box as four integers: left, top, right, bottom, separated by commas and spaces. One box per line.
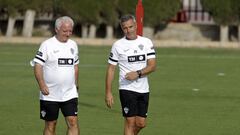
1, 43, 240, 135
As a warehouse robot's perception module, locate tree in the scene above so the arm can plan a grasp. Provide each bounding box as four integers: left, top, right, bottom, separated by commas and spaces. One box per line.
1, 0, 23, 37
21, 0, 54, 37
99, 0, 118, 39
144, 0, 181, 27
58, 0, 101, 38
1, 0, 54, 37
201, 0, 237, 42
143, 0, 181, 38
117, 0, 136, 15
117, 0, 180, 38
231, 0, 240, 41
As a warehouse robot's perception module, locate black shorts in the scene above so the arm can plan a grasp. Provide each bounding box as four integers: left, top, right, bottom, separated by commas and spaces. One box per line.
119, 90, 149, 118
40, 98, 78, 121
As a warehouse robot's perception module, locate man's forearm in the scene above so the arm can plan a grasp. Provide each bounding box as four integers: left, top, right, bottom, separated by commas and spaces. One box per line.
139, 58, 156, 77
74, 65, 79, 88
34, 64, 46, 88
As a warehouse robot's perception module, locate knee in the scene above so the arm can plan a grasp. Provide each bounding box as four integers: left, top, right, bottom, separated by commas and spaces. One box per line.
136, 121, 146, 129
66, 116, 78, 128
45, 121, 57, 132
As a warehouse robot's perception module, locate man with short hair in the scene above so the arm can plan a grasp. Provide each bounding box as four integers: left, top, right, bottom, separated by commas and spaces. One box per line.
105, 14, 156, 135
33, 16, 80, 135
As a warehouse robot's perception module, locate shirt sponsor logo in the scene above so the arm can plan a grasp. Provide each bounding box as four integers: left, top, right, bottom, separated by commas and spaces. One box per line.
58, 58, 74, 65
128, 54, 145, 62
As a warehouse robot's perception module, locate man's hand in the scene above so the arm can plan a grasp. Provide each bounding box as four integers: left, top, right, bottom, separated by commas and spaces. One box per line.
105, 92, 114, 108
40, 85, 49, 95
125, 71, 138, 80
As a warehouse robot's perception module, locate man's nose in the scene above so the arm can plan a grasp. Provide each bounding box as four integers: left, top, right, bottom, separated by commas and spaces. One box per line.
67, 31, 72, 36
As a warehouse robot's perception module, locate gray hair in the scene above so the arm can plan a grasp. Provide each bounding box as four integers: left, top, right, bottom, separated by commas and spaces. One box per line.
120, 14, 136, 24
55, 16, 74, 30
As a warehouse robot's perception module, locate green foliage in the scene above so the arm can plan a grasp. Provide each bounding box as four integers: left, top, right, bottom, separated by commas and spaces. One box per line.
117, 0, 181, 27
231, 0, 240, 24
36, 0, 54, 14
1, 0, 23, 16
0, 0, 5, 9
117, 0, 137, 15
58, 0, 119, 26
58, 0, 101, 25
99, 0, 119, 26
144, 0, 181, 27
201, 0, 240, 25
4, 0, 240, 32
1, 0, 53, 16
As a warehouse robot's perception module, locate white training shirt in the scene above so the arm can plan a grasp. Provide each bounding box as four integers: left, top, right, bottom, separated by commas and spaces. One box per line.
108, 36, 156, 93
33, 36, 79, 102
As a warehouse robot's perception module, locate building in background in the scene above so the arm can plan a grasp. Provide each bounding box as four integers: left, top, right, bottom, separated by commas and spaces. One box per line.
176, 0, 214, 24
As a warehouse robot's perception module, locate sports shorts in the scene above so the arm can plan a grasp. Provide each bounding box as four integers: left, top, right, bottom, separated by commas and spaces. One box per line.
40, 98, 78, 121
119, 90, 149, 118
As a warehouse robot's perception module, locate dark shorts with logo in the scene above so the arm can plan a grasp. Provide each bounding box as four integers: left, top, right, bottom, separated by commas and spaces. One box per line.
119, 90, 149, 118
40, 98, 78, 121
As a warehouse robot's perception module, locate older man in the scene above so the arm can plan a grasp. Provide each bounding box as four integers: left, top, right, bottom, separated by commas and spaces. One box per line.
33, 16, 80, 135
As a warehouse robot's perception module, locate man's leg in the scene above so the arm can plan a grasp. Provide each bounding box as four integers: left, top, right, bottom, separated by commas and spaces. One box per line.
124, 117, 136, 135
65, 115, 80, 135
44, 120, 57, 135
134, 116, 146, 135
40, 100, 59, 135
60, 98, 79, 135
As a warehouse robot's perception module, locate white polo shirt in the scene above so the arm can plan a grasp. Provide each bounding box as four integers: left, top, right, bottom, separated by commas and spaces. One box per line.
33, 36, 79, 102
108, 36, 156, 93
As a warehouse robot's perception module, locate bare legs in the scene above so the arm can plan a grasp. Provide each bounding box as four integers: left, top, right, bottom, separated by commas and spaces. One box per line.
44, 120, 57, 135
43, 116, 79, 135
124, 116, 146, 135
65, 116, 80, 135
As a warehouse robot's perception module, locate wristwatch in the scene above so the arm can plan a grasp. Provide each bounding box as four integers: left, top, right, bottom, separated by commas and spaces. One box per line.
136, 70, 142, 78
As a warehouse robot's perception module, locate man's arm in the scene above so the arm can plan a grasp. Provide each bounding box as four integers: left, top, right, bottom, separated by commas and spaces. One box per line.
125, 58, 156, 80
139, 58, 156, 76
34, 63, 49, 95
105, 64, 116, 108
74, 64, 79, 90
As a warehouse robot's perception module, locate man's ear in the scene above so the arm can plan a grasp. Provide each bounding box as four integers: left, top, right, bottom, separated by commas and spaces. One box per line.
55, 28, 58, 33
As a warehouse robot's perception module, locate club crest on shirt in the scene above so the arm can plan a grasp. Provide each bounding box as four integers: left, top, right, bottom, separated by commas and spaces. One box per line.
138, 44, 144, 50
70, 48, 74, 54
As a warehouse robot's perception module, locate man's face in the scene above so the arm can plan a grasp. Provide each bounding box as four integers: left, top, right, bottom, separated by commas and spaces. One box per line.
121, 19, 137, 40
55, 22, 73, 42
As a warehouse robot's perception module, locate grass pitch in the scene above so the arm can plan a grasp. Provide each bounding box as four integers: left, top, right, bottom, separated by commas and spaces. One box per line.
0, 44, 240, 135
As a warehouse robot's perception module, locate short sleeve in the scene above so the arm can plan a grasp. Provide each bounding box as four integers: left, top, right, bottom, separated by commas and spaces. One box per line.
33, 43, 48, 65
146, 39, 156, 59
74, 43, 79, 65
108, 44, 118, 65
